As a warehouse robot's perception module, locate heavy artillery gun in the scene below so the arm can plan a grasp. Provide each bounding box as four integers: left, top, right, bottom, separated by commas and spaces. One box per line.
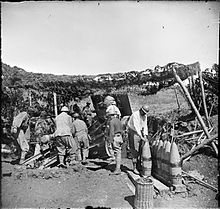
8, 94, 132, 168
4, 61, 213, 167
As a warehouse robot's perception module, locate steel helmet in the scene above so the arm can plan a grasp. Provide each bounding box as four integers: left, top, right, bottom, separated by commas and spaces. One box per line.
61, 106, 69, 112
106, 108, 116, 116
105, 95, 115, 101
111, 100, 116, 105
104, 96, 115, 102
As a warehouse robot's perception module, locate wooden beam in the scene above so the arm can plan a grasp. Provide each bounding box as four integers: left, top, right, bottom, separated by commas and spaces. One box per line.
198, 69, 210, 128
182, 170, 218, 192
174, 88, 180, 109
126, 170, 170, 194
190, 74, 199, 108
182, 130, 210, 163
175, 130, 203, 138
180, 134, 218, 163
21, 148, 50, 165
198, 127, 213, 144
172, 66, 218, 156
53, 92, 58, 117
29, 90, 32, 107
42, 156, 57, 169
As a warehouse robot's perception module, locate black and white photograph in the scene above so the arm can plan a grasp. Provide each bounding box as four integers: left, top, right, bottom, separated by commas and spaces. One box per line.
1, 1, 219, 208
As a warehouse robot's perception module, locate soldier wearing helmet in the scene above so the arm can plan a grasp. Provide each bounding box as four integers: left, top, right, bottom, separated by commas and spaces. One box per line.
127, 105, 150, 175
72, 112, 90, 164
82, 101, 93, 127
104, 95, 121, 119
105, 108, 124, 175
54, 106, 77, 168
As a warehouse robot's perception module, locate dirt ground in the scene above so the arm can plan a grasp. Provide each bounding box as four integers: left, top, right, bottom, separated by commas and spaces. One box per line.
1, 142, 219, 208
1, 92, 219, 208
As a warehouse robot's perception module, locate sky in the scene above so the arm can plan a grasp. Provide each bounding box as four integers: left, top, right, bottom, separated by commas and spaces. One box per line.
1, 1, 219, 76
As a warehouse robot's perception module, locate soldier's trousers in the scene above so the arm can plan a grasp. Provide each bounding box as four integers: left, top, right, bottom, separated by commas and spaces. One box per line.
55, 135, 77, 157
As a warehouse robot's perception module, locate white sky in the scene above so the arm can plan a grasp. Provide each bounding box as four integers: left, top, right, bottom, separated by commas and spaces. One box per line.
1, 1, 219, 75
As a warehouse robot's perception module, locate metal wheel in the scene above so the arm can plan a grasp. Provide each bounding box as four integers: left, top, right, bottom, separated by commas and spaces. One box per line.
104, 139, 113, 157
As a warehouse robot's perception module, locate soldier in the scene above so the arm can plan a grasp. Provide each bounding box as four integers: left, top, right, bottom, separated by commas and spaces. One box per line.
34, 110, 55, 154
104, 95, 121, 119
54, 106, 77, 168
72, 112, 90, 164
127, 105, 149, 174
82, 102, 93, 127
71, 97, 82, 114
106, 108, 123, 175
11, 108, 34, 164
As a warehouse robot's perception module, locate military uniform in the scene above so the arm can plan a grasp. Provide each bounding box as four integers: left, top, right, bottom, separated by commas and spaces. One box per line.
54, 106, 77, 168
82, 102, 93, 127
106, 109, 123, 174
11, 112, 31, 164
72, 113, 90, 163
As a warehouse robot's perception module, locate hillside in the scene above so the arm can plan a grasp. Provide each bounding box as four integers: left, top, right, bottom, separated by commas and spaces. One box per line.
1, 63, 219, 208
2, 62, 200, 95
1, 62, 218, 123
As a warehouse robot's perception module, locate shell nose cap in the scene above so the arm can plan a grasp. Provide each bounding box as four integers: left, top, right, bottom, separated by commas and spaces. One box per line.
61, 106, 69, 112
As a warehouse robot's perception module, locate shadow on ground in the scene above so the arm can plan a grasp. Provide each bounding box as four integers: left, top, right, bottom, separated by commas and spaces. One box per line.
125, 195, 135, 208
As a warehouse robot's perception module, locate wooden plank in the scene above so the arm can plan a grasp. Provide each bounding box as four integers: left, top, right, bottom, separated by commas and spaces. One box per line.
153, 173, 186, 193
21, 148, 50, 165
198, 68, 210, 128
180, 134, 218, 163
174, 130, 203, 138
151, 176, 170, 192
182, 170, 218, 192
126, 170, 169, 194
21, 153, 43, 165
125, 178, 135, 195
127, 170, 140, 186
84, 158, 111, 169
84, 164, 102, 169
42, 156, 57, 169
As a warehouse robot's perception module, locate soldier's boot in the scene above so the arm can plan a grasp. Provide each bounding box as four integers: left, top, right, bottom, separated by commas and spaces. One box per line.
108, 143, 115, 161
112, 151, 121, 175
69, 153, 78, 165
77, 149, 82, 162
19, 151, 28, 165
132, 159, 139, 175
81, 149, 89, 165
58, 155, 67, 168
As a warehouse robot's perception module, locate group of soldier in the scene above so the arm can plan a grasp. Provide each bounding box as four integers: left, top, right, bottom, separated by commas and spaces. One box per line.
10, 101, 93, 167
104, 95, 150, 175
9, 95, 150, 176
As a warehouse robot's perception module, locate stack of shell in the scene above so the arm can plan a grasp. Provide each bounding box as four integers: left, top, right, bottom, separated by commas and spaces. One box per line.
150, 138, 184, 190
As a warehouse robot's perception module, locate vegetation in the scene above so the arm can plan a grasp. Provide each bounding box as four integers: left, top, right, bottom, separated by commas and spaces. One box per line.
185, 64, 219, 116
1, 62, 218, 124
